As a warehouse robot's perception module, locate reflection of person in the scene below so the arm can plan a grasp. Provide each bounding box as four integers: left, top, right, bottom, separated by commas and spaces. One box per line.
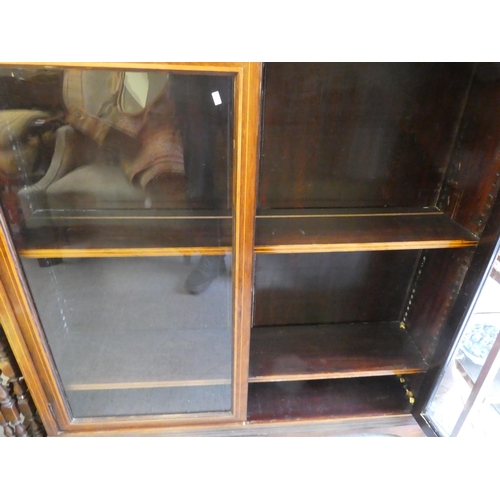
170, 74, 231, 294
65, 70, 231, 294
65, 70, 185, 191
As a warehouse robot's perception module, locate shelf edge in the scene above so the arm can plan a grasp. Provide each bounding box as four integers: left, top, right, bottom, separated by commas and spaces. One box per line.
255, 240, 478, 254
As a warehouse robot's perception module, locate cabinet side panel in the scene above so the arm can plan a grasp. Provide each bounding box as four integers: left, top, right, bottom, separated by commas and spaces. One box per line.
439, 63, 500, 236
253, 251, 419, 327
414, 183, 500, 412
259, 63, 473, 209
404, 247, 475, 362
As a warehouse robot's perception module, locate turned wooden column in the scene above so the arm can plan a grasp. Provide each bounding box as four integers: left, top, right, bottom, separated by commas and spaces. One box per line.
0, 328, 45, 437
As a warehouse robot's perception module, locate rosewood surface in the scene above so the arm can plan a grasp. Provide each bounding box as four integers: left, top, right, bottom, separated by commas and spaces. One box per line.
255, 212, 477, 253
19, 217, 232, 258
247, 376, 412, 422
259, 62, 473, 209
249, 322, 427, 382
439, 63, 500, 237
253, 251, 420, 326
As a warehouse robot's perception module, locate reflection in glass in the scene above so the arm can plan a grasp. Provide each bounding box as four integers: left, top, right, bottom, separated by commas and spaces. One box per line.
0, 66, 235, 418
23, 255, 233, 417
0, 68, 232, 214
427, 268, 500, 437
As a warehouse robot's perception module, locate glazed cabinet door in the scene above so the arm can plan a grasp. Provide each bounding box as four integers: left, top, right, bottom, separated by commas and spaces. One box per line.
0, 63, 260, 434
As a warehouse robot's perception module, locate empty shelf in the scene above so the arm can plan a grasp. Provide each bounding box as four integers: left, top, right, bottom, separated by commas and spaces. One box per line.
247, 377, 412, 423
255, 209, 477, 253
250, 322, 427, 382
19, 214, 232, 258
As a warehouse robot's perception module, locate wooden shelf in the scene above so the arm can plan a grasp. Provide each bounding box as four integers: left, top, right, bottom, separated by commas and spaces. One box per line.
19, 213, 232, 258
247, 377, 412, 423
249, 322, 427, 382
18, 207, 477, 258
67, 385, 232, 418
48, 326, 233, 392
255, 209, 477, 253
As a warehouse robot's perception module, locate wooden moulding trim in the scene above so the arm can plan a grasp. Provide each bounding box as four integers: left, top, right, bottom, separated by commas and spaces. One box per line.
0, 210, 74, 431
67, 379, 231, 391
60, 412, 239, 434
31, 215, 233, 221
1, 62, 246, 73
246, 412, 412, 426
0, 282, 57, 435
47, 61, 261, 432
249, 368, 426, 384
254, 240, 478, 254
230, 62, 262, 421
256, 207, 442, 217
0, 61, 260, 434
57, 413, 419, 437
19, 247, 231, 259
0, 251, 62, 435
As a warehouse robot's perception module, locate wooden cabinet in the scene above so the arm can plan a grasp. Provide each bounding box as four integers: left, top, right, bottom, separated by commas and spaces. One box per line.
1, 62, 499, 436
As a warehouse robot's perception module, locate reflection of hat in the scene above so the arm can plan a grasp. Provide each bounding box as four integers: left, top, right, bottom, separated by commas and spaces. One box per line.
120, 72, 169, 115
63, 69, 170, 143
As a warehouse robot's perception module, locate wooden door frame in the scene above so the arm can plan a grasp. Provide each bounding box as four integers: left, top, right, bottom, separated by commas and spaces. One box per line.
0, 62, 262, 435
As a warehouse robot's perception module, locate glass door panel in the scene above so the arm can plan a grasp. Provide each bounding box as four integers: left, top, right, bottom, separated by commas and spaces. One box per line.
22, 254, 233, 417
425, 251, 500, 436
0, 66, 236, 418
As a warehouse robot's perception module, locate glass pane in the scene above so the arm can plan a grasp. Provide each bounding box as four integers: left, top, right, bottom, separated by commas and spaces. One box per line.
0, 66, 235, 418
22, 255, 233, 417
426, 257, 500, 436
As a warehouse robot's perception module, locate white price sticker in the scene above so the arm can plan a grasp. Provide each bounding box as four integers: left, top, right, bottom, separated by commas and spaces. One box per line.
212, 91, 222, 106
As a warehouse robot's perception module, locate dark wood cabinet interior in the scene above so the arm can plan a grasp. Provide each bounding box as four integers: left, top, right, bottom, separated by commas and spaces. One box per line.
247, 62, 500, 431
1, 62, 500, 436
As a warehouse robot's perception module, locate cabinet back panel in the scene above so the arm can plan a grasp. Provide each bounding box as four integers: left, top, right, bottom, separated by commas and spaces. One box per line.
253, 251, 419, 326
259, 63, 473, 209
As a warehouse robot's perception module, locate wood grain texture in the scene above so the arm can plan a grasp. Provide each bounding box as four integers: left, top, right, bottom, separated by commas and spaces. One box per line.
259, 63, 473, 209
249, 322, 427, 382
0, 62, 262, 434
19, 217, 232, 257
0, 330, 45, 436
46, 413, 421, 436
439, 63, 500, 237
247, 376, 412, 423
230, 62, 262, 420
0, 210, 64, 435
3, 61, 500, 436
255, 212, 477, 253
404, 247, 474, 362
0, 382, 27, 436
20, 247, 231, 259
0, 62, 247, 74
413, 186, 500, 417
253, 251, 421, 326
